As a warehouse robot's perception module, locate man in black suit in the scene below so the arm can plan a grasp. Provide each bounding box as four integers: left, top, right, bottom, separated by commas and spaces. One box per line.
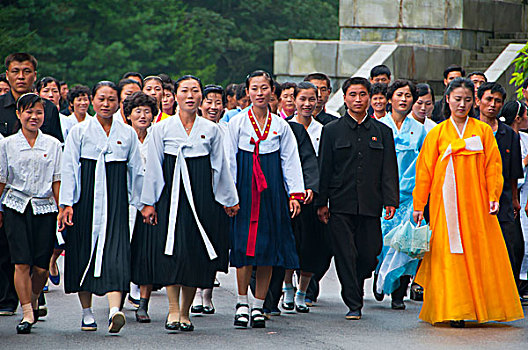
0, 53, 63, 316
303, 73, 338, 125
315, 77, 399, 320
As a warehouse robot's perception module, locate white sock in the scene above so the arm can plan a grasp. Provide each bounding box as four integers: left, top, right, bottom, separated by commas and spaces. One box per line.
295, 291, 306, 306
130, 283, 140, 300
283, 283, 294, 303
252, 298, 264, 310
237, 294, 249, 306
109, 307, 119, 319
82, 307, 95, 324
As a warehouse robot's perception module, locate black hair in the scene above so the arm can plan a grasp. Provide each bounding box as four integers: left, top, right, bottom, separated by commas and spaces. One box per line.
467, 71, 487, 82
67, 84, 92, 105
226, 83, 237, 97
203, 84, 226, 106
36, 76, 60, 93
280, 82, 297, 94
122, 91, 158, 118
235, 83, 248, 100
245, 70, 274, 90
370, 83, 387, 97
174, 75, 204, 95
272, 81, 282, 100
92, 81, 120, 102
370, 65, 391, 79
162, 82, 174, 93
499, 100, 527, 125
5, 53, 37, 71
294, 81, 318, 98
443, 65, 465, 79
158, 73, 173, 85
117, 78, 141, 99
443, 77, 474, 119
342, 77, 371, 95
416, 83, 435, 104
0, 72, 8, 85
303, 72, 331, 89
143, 75, 163, 86
477, 81, 507, 101
16, 93, 45, 112
122, 72, 144, 84
523, 77, 528, 90
387, 79, 418, 104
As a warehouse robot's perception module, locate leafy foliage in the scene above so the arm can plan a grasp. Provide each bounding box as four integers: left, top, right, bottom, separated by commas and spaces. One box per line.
510, 43, 528, 99
1, 0, 339, 87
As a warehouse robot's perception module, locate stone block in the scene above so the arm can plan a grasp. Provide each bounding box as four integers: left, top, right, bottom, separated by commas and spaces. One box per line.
340, 0, 400, 28
337, 41, 380, 77
288, 40, 339, 77
273, 41, 289, 75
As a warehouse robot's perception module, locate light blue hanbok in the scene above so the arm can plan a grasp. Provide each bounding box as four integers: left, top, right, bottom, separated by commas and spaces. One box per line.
376, 113, 426, 295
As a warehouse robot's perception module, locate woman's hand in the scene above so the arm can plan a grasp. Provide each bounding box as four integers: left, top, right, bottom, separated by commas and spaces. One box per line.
304, 189, 314, 204
58, 206, 74, 231
413, 210, 424, 227
289, 199, 301, 218
384, 206, 396, 220
224, 204, 240, 217
489, 201, 499, 215
141, 205, 158, 225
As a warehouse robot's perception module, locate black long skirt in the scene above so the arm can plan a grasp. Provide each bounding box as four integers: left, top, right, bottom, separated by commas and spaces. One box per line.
130, 210, 157, 286
145, 154, 229, 289
64, 159, 131, 296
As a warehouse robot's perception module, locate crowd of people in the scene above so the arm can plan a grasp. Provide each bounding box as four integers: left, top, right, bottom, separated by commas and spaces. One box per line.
0, 52, 526, 335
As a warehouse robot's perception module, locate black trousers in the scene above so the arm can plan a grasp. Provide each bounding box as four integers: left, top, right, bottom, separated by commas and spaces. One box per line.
0, 226, 18, 311
306, 225, 333, 302
329, 213, 382, 311
249, 266, 285, 310
500, 220, 525, 286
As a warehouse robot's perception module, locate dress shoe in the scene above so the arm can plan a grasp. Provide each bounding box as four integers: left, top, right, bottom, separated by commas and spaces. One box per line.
108, 311, 126, 333
135, 308, 151, 323
391, 300, 406, 310
165, 320, 180, 331
373, 274, 385, 301
191, 305, 203, 314
179, 322, 194, 332
16, 321, 32, 334
269, 307, 281, 316
203, 305, 215, 314
345, 309, 362, 320
49, 265, 60, 286
450, 320, 465, 328
38, 305, 48, 318
410, 283, 424, 301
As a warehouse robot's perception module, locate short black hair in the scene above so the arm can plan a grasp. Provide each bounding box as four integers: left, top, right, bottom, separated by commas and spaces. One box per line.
122, 71, 144, 82
245, 70, 274, 90
117, 78, 141, 98
16, 93, 44, 112
0, 72, 8, 85
467, 71, 487, 82
443, 78, 474, 119
236, 83, 248, 100
499, 100, 527, 126
203, 84, 226, 106
387, 79, 418, 104
158, 73, 173, 85
67, 85, 91, 105
370, 83, 387, 97
272, 81, 282, 100
342, 77, 371, 95
36, 76, 60, 93
416, 83, 435, 104
280, 82, 297, 94
226, 83, 237, 97
477, 81, 507, 100
92, 81, 119, 102
122, 91, 158, 118
443, 65, 465, 79
370, 65, 391, 79
294, 81, 318, 98
5, 53, 38, 71
303, 72, 331, 89
174, 75, 204, 95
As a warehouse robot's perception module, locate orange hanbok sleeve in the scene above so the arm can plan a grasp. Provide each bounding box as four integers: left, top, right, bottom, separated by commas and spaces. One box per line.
413, 129, 439, 211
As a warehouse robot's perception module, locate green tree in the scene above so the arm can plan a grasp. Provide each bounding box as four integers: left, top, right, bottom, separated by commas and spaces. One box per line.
510, 42, 528, 99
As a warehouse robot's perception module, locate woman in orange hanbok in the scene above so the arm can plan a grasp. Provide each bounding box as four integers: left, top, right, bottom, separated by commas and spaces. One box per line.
413, 78, 524, 327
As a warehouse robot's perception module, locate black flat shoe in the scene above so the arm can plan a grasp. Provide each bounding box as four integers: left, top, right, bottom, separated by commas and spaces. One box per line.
191, 305, 203, 314
450, 320, 465, 328
165, 320, 180, 331
179, 322, 194, 332
135, 308, 151, 323
17, 321, 32, 334
410, 284, 424, 301
373, 274, 385, 302
391, 300, 406, 310
295, 303, 309, 313
234, 303, 249, 328
203, 305, 215, 314
281, 301, 294, 311
33, 310, 39, 324
250, 308, 266, 328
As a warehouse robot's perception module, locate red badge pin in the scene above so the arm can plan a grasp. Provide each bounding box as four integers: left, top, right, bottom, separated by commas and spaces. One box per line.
201, 135, 205, 139
117, 140, 122, 145
411, 132, 413, 135
273, 131, 278, 135
372, 136, 377, 141
506, 149, 510, 153
43, 154, 47, 157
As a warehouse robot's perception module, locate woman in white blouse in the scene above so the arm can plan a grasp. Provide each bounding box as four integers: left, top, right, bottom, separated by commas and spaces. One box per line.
0, 93, 62, 334
58, 81, 144, 334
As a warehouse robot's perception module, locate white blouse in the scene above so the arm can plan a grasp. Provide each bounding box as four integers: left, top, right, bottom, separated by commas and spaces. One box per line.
294, 116, 323, 157
226, 109, 305, 195
61, 113, 92, 141
0, 130, 62, 214
141, 114, 238, 259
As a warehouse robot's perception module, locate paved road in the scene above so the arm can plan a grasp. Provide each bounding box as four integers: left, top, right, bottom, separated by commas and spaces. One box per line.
1, 258, 527, 350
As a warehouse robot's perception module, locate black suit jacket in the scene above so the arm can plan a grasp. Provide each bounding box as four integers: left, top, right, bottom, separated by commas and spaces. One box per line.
315, 113, 399, 216
288, 121, 319, 194
0, 91, 63, 142
314, 110, 338, 126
